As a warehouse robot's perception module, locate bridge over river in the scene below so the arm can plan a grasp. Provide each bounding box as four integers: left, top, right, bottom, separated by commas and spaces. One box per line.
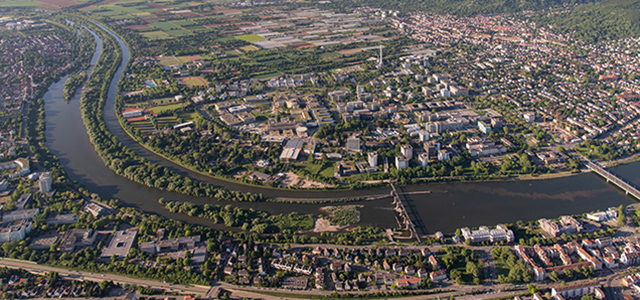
580, 155, 640, 201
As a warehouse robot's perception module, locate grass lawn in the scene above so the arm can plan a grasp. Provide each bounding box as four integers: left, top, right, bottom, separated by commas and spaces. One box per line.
140, 30, 171, 40
148, 103, 184, 114
149, 97, 179, 106
297, 162, 323, 175
157, 55, 181, 66
180, 76, 207, 88
0, 0, 44, 6
319, 163, 336, 178
234, 34, 267, 42
178, 111, 198, 121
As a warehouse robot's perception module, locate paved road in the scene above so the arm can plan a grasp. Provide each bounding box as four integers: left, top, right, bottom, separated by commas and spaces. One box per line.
0, 258, 210, 296
0, 257, 631, 300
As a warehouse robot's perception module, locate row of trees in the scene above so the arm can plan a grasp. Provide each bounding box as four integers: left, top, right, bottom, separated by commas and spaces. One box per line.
161, 199, 315, 234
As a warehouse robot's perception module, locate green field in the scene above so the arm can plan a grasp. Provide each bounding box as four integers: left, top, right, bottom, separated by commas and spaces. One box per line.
0, 0, 44, 6
180, 76, 207, 88
157, 55, 181, 66
235, 34, 267, 42
140, 31, 171, 40
150, 21, 191, 36
148, 103, 184, 114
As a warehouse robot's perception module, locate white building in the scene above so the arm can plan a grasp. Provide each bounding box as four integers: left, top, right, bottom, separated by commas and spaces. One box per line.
418, 153, 429, 168
400, 145, 413, 159
586, 207, 618, 222
550, 281, 603, 299
368, 152, 378, 168
122, 108, 142, 119
418, 131, 430, 142
437, 150, 450, 161
0, 221, 32, 242
460, 224, 514, 244
395, 156, 409, 169
39, 172, 51, 193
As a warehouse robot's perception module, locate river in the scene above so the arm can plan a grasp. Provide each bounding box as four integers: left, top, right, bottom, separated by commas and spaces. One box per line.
43, 23, 637, 235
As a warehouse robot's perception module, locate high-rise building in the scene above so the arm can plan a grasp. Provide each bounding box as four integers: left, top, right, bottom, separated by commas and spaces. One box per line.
346, 137, 361, 153
418, 153, 429, 168
39, 172, 51, 193
400, 144, 413, 160
395, 156, 409, 169
368, 151, 378, 168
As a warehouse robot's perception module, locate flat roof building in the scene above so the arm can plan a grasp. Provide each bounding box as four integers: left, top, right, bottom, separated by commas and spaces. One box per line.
101, 228, 138, 260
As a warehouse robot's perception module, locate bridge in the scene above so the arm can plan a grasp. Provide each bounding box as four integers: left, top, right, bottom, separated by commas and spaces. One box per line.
580, 155, 640, 201
389, 182, 421, 243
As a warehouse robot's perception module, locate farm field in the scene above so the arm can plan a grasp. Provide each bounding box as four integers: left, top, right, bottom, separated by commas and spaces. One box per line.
239, 45, 259, 52
235, 34, 267, 42
140, 31, 171, 40
0, 0, 44, 6
129, 119, 155, 135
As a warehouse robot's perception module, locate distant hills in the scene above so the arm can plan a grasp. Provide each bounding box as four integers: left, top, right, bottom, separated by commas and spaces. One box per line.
324, 0, 640, 41
322, 0, 598, 17
532, 0, 640, 42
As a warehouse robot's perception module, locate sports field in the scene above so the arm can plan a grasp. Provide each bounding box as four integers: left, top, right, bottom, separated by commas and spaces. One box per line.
180, 76, 207, 88
157, 55, 181, 66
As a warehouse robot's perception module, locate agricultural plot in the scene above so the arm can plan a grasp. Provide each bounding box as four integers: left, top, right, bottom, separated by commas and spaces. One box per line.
171, 19, 195, 26
156, 116, 185, 128
140, 31, 171, 40
129, 119, 155, 135
239, 45, 259, 52
0, 0, 44, 6
235, 34, 267, 42
150, 21, 191, 36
